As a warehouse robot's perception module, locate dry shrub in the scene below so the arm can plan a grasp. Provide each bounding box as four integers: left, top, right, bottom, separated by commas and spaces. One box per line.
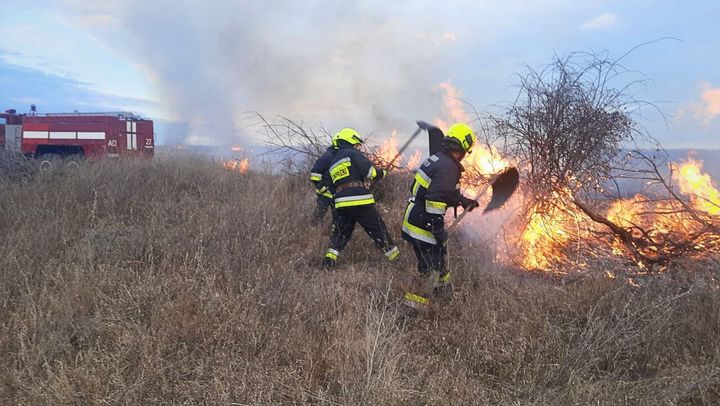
1, 157, 719, 405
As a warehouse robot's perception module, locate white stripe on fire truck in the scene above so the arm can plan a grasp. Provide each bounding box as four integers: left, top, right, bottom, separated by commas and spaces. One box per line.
49, 132, 76, 139
23, 131, 48, 139
77, 132, 106, 140
24, 131, 106, 140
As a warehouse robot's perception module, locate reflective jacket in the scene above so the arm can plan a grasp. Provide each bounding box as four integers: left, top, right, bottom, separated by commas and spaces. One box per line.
402, 150, 464, 245
310, 146, 337, 199
329, 145, 386, 208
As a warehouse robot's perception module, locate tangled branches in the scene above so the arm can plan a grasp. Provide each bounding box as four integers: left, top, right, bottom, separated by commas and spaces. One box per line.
493, 48, 718, 269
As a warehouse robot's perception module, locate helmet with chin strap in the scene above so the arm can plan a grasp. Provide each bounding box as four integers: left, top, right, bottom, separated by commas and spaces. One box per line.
443, 123, 476, 154
332, 128, 363, 148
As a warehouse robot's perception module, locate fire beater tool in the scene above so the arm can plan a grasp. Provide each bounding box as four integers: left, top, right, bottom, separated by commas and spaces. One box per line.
371, 120, 433, 192
447, 166, 520, 232
382, 120, 433, 170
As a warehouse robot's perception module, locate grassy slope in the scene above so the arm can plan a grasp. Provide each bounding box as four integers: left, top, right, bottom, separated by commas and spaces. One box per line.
1, 156, 719, 405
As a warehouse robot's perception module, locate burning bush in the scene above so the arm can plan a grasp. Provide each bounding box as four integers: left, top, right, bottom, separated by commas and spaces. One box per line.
483, 51, 720, 272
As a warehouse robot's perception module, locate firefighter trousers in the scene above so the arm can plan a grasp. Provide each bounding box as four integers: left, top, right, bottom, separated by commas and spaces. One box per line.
401, 240, 453, 306
411, 242, 448, 277
324, 204, 398, 265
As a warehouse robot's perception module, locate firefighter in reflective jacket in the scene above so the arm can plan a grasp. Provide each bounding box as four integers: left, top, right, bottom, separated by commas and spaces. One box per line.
322, 128, 400, 269
309, 140, 338, 225
401, 123, 480, 307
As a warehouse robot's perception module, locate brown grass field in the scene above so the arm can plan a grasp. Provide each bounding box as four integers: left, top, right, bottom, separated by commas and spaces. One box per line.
1, 155, 720, 405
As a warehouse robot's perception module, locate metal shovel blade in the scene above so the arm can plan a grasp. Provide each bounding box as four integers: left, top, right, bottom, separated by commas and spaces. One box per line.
484, 167, 520, 213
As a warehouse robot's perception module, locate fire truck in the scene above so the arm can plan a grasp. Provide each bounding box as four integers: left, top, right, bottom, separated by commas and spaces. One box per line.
0, 107, 154, 163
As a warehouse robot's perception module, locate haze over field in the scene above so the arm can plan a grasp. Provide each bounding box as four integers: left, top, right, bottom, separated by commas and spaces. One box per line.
0, 0, 719, 148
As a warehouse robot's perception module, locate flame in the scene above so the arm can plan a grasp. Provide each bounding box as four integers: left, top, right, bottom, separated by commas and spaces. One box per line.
464, 144, 510, 176
512, 157, 720, 272
434, 81, 470, 130
606, 195, 645, 228
375, 130, 423, 170
676, 159, 720, 215
606, 194, 650, 256
378, 129, 401, 167
520, 194, 577, 270
231, 146, 243, 152
432, 81, 510, 178
523, 158, 720, 271
406, 150, 422, 170
223, 158, 249, 174
426, 81, 714, 273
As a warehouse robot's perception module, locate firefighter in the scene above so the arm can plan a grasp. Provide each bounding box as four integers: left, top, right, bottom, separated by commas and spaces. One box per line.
321, 128, 400, 269
309, 138, 339, 225
401, 122, 480, 308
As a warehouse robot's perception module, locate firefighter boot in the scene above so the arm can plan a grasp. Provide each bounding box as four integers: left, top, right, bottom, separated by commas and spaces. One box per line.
432, 271, 454, 301
322, 249, 339, 270
403, 271, 435, 310
384, 245, 400, 261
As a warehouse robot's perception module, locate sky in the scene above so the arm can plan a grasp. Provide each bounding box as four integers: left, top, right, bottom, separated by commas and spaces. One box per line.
0, 0, 718, 149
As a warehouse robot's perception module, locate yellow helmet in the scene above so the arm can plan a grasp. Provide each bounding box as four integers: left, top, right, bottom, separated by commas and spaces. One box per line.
333, 128, 363, 147
444, 123, 476, 154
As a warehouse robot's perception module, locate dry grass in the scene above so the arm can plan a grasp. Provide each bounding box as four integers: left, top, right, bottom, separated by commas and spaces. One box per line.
1, 155, 719, 405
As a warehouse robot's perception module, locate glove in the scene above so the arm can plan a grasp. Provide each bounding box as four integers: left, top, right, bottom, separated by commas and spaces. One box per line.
433, 227, 448, 245
461, 196, 480, 212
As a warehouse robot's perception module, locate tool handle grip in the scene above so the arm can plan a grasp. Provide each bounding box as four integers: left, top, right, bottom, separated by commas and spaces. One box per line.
446, 173, 498, 232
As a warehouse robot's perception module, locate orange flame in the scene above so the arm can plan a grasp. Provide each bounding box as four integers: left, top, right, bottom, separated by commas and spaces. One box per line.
434, 81, 469, 130
676, 159, 720, 215
375, 130, 423, 170
515, 158, 720, 272
432, 80, 510, 178
519, 193, 578, 270
464, 144, 510, 176
223, 158, 249, 174
406, 150, 422, 170
378, 129, 401, 166
606, 195, 644, 228
606, 194, 648, 256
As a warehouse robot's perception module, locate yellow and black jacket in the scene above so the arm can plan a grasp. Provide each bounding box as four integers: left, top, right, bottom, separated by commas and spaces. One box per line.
402, 150, 464, 246
310, 146, 338, 199
329, 145, 386, 208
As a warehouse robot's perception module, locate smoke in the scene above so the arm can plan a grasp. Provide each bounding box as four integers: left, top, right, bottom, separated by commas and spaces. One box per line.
60, 0, 461, 145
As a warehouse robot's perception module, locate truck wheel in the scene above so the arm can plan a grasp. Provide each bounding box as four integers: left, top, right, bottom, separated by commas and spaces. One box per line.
39, 154, 61, 173
64, 155, 83, 170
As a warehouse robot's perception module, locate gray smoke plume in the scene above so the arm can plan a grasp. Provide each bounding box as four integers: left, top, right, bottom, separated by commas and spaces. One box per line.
61, 0, 462, 145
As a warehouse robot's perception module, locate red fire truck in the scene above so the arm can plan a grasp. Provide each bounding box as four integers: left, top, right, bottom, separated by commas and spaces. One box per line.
0, 108, 154, 161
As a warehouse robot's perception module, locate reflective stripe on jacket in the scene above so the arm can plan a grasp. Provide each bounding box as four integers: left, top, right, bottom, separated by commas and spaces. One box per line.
310, 146, 338, 198
329, 145, 385, 208
402, 150, 464, 245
